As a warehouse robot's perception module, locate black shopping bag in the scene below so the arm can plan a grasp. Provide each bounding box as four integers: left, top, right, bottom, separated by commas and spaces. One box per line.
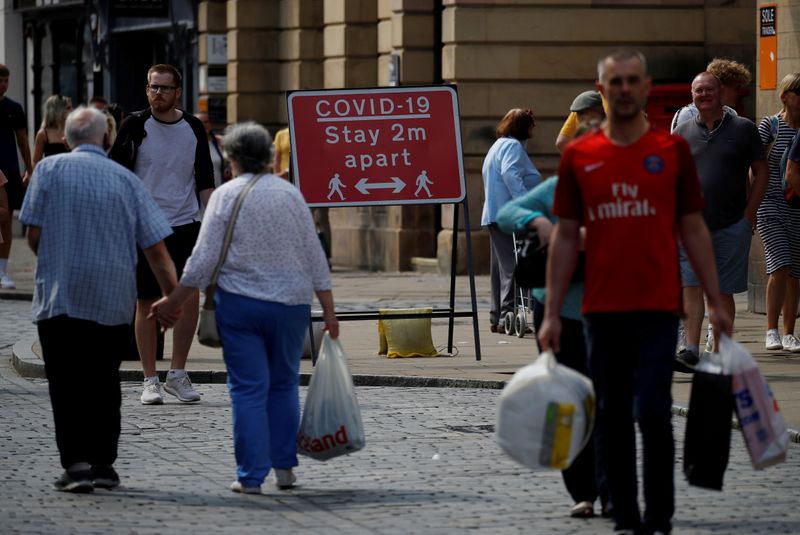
683, 370, 733, 490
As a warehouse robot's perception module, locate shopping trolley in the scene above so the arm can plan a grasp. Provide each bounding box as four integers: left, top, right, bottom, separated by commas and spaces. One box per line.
502, 232, 535, 338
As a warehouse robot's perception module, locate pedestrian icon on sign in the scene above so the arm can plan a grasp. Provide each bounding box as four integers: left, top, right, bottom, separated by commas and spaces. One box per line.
415, 170, 433, 198
327, 173, 346, 201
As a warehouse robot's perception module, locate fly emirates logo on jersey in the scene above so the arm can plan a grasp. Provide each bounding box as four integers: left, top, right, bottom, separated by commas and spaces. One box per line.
587, 182, 657, 222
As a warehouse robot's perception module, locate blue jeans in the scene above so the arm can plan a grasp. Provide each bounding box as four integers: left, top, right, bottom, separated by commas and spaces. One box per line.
584, 312, 678, 535
215, 287, 310, 486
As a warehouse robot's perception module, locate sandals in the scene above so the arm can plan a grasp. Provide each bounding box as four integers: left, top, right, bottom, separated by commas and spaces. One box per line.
569, 501, 595, 518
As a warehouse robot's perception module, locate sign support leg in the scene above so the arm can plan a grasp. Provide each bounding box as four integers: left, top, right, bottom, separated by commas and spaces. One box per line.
447, 203, 459, 354
461, 199, 482, 361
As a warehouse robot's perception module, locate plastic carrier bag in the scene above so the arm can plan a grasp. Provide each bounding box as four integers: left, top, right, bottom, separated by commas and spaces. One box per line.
297, 332, 366, 461
496, 351, 595, 470
683, 351, 733, 490
720, 334, 788, 470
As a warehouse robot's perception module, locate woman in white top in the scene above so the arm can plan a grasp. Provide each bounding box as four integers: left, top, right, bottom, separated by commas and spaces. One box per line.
151, 122, 338, 494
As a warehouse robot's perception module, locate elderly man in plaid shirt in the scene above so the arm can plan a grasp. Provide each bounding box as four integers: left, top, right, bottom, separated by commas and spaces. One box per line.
20, 107, 178, 493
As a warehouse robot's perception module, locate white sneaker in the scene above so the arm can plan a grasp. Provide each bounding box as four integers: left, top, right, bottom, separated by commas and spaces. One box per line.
274, 468, 296, 489
0, 273, 16, 289
766, 329, 783, 350
164, 373, 201, 402
140, 378, 164, 405
781, 334, 800, 353
705, 323, 715, 352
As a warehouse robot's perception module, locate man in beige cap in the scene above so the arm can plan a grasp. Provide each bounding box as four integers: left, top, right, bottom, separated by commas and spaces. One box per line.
555, 90, 606, 153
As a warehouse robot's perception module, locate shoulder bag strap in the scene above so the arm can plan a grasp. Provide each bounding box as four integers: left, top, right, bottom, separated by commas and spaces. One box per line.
203, 173, 264, 296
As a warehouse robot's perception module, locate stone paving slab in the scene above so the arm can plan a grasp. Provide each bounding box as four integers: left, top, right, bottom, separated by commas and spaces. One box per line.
0, 355, 798, 534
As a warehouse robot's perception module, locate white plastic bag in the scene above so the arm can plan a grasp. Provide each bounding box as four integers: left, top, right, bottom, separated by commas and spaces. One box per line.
719, 334, 788, 469
496, 351, 595, 470
297, 332, 366, 461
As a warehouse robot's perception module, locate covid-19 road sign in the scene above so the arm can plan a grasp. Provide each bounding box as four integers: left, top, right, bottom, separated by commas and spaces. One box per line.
287, 86, 466, 207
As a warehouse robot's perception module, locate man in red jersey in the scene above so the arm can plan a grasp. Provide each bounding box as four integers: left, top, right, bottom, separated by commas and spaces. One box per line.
538, 50, 732, 535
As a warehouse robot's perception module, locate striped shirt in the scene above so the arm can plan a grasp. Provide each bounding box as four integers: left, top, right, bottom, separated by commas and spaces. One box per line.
19, 144, 172, 325
757, 114, 799, 221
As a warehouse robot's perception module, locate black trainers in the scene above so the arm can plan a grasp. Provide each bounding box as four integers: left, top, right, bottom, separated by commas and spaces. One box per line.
674, 348, 699, 373
53, 468, 93, 493
91, 466, 120, 490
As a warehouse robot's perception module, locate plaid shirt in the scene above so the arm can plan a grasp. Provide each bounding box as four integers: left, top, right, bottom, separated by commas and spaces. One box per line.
20, 144, 171, 325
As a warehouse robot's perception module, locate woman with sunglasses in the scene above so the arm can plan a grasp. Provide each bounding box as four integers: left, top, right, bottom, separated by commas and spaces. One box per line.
756, 73, 800, 353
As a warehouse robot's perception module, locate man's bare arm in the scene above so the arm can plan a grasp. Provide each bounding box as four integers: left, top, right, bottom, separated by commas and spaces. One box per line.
15, 128, 33, 182
744, 159, 768, 225
0, 186, 9, 224
537, 218, 581, 352
198, 188, 214, 209
27, 226, 41, 255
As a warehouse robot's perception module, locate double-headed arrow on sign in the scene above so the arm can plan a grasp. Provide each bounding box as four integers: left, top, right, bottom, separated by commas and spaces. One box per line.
354, 176, 406, 195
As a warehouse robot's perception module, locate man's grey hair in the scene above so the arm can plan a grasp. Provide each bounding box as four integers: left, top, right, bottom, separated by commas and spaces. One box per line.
597, 49, 648, 82
222, 121, 272, 174
65, 106, 107, 147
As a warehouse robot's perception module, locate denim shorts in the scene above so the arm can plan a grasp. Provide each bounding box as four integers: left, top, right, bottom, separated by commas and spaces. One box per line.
680, 217, 751, 294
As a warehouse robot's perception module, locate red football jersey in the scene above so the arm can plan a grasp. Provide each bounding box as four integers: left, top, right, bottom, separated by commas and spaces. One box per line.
554, 127, 704, 314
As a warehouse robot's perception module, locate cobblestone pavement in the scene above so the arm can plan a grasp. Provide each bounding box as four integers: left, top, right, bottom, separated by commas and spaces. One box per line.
0, 352, 798, 535
0, 299, 37, 352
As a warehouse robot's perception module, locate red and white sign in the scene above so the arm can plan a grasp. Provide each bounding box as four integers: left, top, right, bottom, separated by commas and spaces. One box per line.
287, 86, 466, 207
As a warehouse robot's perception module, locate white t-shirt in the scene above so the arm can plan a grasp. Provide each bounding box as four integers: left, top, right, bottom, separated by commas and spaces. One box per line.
135, 115, 200, 226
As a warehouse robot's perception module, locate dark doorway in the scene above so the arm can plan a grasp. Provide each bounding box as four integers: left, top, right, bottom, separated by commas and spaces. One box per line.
110, 31, 169, 115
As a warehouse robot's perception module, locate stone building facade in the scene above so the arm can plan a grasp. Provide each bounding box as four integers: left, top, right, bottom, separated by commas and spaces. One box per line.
197, 0, 760, 274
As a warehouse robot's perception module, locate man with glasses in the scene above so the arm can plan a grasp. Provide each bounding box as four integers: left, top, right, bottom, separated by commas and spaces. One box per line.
111, 64, 214, 405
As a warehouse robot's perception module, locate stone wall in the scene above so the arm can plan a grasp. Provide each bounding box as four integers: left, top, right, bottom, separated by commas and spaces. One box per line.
197, 0, 758, 273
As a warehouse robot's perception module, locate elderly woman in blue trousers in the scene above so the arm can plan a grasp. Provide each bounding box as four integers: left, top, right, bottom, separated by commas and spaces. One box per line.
151, 122, 338, 494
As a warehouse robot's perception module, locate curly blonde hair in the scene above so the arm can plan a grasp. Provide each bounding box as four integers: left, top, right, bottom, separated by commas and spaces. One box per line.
706, 58, 752, 89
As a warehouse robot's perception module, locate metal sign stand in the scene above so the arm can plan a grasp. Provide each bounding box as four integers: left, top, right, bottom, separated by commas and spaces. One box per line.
289, 85, 481, 363
310, 194, 482, 363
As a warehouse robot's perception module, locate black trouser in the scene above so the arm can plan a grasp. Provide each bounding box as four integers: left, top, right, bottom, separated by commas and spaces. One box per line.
38, 316, 128, 469
584, 311, 678, 534
532, 299, 605, 506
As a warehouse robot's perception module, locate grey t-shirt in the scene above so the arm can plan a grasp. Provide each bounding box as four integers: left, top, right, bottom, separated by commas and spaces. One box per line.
135, 115, 200, 226
673, 112, 765, 231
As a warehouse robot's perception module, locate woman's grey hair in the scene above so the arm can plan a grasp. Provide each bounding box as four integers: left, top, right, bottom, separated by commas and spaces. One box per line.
222, 121, 273, 174
41, 94, 72, 129
65, 106, 108, 147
